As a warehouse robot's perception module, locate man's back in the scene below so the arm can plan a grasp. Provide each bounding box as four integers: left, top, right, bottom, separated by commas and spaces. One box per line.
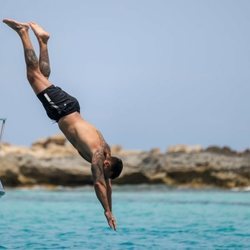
58, 112, 107, 163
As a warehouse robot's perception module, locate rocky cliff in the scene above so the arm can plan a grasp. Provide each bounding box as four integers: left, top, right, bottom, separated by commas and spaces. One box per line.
0, 134, 250, 189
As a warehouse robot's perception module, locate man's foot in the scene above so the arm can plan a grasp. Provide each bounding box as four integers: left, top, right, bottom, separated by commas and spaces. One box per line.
2, 18, 29, 33
29, 22, 50, 43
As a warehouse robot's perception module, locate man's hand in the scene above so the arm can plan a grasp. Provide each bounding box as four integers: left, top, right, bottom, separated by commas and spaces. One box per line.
105, 211, 117, 231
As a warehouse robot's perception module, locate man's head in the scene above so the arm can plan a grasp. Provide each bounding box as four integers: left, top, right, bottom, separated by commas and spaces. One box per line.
104, 156, 123, 180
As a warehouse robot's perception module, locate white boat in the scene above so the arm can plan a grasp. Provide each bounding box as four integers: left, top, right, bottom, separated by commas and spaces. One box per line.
0, 180, 4, 197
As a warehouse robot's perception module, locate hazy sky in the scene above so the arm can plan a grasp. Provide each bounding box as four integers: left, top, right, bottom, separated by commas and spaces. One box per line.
1, 0, 250, 151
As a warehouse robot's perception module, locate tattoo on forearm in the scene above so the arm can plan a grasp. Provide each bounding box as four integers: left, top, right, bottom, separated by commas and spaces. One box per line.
24, 49, 38, 68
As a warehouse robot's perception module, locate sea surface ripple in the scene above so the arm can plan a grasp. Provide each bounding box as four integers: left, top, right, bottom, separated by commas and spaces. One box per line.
0, 186, 250, 249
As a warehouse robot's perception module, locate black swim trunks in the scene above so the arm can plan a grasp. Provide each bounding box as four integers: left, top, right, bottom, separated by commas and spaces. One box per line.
37, 85, 80, 122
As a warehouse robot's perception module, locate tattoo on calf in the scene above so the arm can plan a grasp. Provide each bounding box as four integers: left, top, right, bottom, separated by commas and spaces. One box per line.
24, 49, 39, 68
40, 61, 51, 78
40, 50, 51, 77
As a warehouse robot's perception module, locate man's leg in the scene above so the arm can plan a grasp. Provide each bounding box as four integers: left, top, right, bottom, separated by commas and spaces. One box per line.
29, 22, 51, 79
3, 19, 52, 94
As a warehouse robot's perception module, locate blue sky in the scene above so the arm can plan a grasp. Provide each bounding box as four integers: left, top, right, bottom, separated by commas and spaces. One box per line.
1, 0, 250, 151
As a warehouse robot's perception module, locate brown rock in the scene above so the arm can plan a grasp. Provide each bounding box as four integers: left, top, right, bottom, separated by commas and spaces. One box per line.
0, 135, 250, 189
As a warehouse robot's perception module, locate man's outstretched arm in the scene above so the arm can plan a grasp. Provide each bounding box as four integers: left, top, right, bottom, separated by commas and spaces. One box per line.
106, 179, 112, 211
91, 150, 116, 230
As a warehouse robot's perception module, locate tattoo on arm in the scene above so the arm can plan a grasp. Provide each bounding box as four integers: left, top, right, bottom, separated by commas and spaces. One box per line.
24, 49, 39, 68
96, 130, 111, 157
91, 149, 105, 183
91, 149, 111, 212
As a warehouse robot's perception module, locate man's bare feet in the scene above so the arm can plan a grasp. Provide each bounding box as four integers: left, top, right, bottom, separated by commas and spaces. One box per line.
3, 19, 29, 33
29, 22, 50, 43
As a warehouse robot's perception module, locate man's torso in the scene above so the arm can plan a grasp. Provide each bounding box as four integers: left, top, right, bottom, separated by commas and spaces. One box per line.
58, 112, 108, 163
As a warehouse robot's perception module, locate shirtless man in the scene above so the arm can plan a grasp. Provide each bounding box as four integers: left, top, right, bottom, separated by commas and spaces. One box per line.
3, 18, 123, 230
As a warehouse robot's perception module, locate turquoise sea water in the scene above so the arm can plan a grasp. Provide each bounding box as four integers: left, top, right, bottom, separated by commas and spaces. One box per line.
0, 186, 250, 250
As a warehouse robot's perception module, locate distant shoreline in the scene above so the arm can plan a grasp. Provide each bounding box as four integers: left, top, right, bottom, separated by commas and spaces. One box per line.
1, 134, 250, 189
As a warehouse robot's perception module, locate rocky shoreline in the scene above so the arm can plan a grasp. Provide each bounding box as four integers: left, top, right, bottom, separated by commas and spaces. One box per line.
0, 134, 250, 189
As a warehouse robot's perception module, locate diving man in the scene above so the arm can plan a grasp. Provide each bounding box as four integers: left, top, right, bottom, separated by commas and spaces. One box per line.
3, 19, 123, 230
